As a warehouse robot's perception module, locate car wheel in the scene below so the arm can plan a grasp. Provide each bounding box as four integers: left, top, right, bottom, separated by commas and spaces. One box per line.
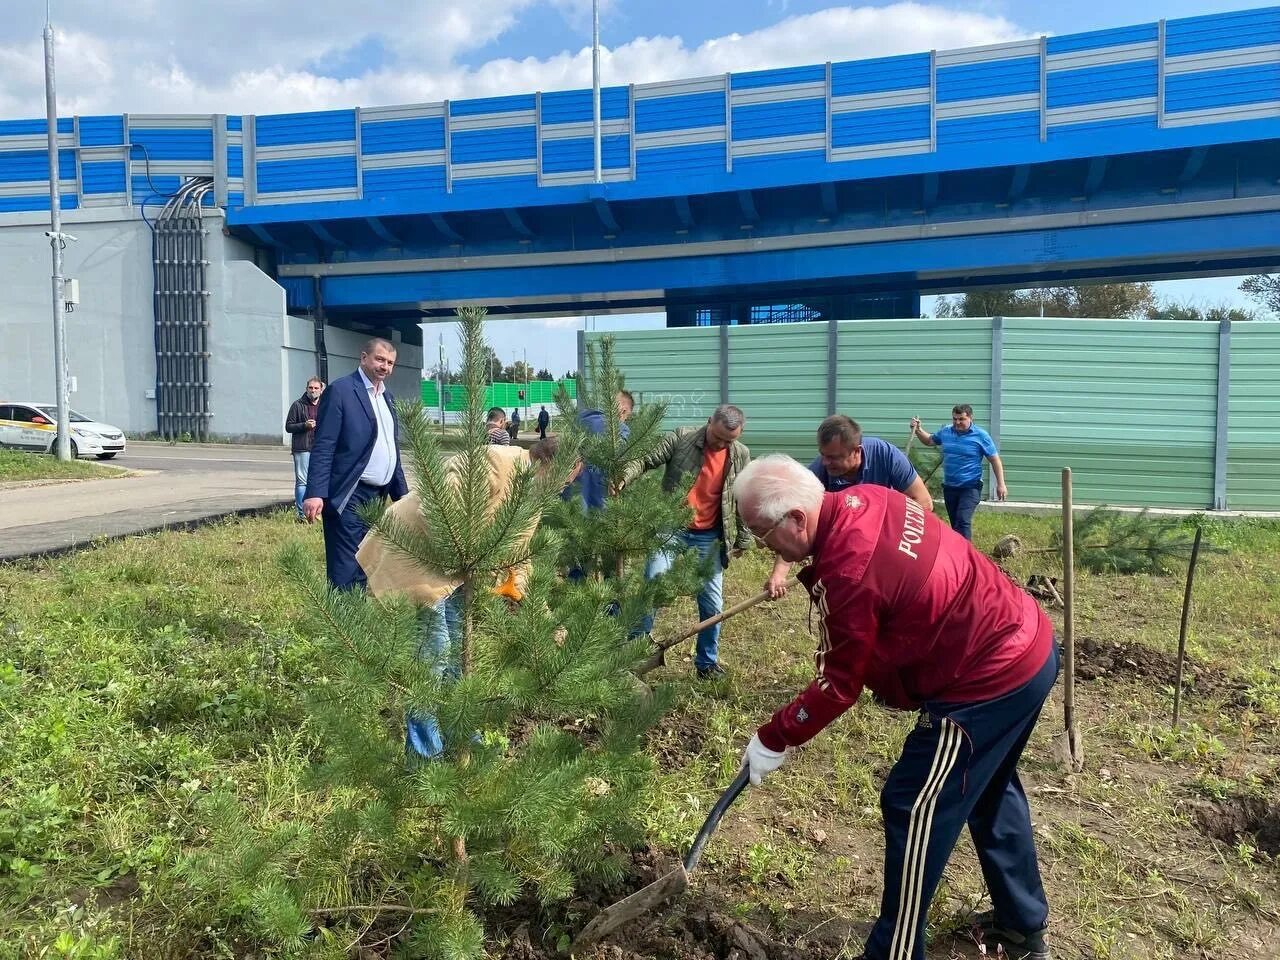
49, 440, 79, 458
96, 453, 117, 460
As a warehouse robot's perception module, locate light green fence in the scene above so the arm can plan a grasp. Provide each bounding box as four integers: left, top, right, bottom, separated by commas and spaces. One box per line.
420, 378, 576, 411
1228, 325, 1280, 510
587, 318, 1280, 511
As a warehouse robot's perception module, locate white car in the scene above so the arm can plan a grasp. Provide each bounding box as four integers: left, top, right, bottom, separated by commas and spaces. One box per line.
0, 401, 127, 459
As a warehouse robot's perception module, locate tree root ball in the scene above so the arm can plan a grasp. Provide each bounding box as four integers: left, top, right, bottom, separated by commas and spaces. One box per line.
992, 534, 1023, 559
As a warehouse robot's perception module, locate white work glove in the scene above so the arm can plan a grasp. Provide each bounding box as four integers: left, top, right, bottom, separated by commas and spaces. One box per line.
740, 734, 791, 786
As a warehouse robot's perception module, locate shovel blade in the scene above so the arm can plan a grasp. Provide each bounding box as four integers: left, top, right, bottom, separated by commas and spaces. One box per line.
571, 864, 690, 952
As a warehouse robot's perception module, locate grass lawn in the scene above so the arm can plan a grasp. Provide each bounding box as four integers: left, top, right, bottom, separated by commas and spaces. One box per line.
0, 509, 1276, 958
0, 449, 125, 484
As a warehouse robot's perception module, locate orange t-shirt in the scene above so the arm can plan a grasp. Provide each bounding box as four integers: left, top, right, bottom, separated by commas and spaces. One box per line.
688, 447, 728, 530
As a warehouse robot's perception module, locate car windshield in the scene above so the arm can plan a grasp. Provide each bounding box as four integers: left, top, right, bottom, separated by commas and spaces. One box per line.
34, 405, 93, 423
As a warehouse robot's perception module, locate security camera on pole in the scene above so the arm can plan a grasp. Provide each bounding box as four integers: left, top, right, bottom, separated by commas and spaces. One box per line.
43, 4, 74, 461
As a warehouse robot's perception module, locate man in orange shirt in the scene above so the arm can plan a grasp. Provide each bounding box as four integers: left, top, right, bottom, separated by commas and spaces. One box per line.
623, 405, 752, 678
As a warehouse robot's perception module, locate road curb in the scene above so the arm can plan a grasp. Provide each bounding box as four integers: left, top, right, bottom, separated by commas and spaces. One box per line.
0, 499, 294, 566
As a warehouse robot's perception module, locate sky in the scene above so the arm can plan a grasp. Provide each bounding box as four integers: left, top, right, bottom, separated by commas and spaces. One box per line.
2, 0, 1270, 372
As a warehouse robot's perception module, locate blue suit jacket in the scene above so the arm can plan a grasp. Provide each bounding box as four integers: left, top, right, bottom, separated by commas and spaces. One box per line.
304, 370, 408, 513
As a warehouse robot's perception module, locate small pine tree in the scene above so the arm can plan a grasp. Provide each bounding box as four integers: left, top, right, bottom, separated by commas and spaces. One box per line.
906, 441, 943, 498
1050, 507, 1215, 575
545, 337, 706, 618
182, 309, 682, 959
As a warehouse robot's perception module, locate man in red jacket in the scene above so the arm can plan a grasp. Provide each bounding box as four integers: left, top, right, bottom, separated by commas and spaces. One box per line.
735, 454, 1056, 960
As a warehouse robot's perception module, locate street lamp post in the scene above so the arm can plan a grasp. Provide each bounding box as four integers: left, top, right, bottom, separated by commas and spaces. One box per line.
43, 11, 72, 460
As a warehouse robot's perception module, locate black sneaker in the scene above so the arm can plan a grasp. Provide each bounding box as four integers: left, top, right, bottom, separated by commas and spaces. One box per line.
972, 911, 1051, 960
695, 663, 727, 680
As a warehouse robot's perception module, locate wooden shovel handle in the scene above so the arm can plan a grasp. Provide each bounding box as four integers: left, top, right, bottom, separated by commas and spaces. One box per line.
654, 576, 801, 653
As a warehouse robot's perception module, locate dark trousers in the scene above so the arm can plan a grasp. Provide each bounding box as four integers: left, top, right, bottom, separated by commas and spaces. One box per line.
864, 646, 1057, 960
321, 482, 384, 590
538, 424, 548, 439
942, 484, 983, 541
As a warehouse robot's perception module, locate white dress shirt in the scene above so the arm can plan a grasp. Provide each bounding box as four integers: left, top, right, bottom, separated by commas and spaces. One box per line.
358, 368, 398, 487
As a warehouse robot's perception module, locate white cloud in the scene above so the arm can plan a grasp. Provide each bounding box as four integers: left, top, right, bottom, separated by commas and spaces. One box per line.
0, 2, 1034, 117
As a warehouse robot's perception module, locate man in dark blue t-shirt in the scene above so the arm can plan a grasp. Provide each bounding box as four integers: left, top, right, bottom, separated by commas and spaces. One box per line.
765, 414, 933, 598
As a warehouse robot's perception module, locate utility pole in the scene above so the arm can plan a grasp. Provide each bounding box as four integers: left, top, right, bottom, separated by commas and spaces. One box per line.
592, 0, 602, 184
437, 332, 446, 437
44, 7, 72, 460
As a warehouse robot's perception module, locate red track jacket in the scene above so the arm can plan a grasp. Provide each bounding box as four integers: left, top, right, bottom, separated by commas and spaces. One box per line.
758, 487, 1053, 752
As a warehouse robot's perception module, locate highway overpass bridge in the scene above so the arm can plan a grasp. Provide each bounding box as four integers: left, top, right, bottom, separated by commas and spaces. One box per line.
3, 5, 1280, 437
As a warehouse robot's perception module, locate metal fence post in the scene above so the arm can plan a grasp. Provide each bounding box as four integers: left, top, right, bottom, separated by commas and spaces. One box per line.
990, 315, 1004, 445
1213, 319, 1231, 510
827, 316, 839, 414
719, 323, 729, 404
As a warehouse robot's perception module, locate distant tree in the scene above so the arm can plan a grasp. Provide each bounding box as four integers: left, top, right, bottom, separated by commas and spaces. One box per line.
934, 283, 1155, 319
535, 367, 555, 381
1240, 274, 1280, 314
1146, 300, 1257, 322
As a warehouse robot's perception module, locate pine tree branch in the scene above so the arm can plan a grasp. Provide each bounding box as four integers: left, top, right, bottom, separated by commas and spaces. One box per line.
311, 904, 443, 916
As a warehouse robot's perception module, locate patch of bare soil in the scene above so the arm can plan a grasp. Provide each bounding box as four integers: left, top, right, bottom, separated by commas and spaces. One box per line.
1074, 636, 1243, 702
1194, 796, 1280, 857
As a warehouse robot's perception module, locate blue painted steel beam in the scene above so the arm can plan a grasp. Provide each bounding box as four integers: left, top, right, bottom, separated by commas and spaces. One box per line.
430, 212, 463, 243
738, 190, 759, 225
1178, 146, 1209, 185
1084, 157, 1108, 197
503, 207, 534, 238
313, 209, 1280, 310
922, 173, 938, 209
308, 221, 342, 248
592, 196, 620, 233
673, 196, 694, 229
366, 217, 401, 245
1008, 165, 1030, 201
246, 223, 284, 248
820, 182, 838, 218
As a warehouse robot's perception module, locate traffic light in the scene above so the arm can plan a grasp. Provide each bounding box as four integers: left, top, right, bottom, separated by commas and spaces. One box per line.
518, 389, 526, 399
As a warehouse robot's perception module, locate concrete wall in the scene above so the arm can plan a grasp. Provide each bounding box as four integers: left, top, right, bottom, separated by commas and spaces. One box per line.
0, 207, 421, 443
281, 316, 424, 442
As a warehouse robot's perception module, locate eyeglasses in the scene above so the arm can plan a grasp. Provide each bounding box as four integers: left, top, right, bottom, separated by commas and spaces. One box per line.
752, 512, 791, 544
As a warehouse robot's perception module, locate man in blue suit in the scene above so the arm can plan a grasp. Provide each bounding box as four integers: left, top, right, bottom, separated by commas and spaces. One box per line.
302, 338, 409, 589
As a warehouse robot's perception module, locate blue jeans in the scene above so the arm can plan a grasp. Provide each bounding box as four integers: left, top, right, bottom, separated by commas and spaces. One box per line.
943, 484, 983, 541
640, 528, 724, 671
406, 590, 463, 760
292, 452, 310, 519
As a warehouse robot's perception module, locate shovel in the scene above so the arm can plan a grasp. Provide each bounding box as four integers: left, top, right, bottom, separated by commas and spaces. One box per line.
634, 578, 800, 676
571, 768, 750, 951
1054, 468, 1084, 771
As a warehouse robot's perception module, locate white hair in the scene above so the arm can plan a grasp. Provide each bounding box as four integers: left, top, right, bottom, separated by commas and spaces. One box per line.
735, 454, 824, 524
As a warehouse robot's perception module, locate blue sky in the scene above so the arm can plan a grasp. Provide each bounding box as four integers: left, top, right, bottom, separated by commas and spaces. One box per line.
0, 0, 1270, 373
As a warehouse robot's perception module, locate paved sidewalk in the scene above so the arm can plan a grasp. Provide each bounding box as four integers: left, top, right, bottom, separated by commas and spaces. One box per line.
0, 445, 293, 561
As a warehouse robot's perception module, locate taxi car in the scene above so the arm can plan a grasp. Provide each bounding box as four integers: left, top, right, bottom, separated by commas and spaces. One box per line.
0, 402, 127, 459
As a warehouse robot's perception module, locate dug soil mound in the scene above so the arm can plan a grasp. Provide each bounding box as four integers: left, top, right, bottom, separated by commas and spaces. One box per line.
1075, 637, 1242, 703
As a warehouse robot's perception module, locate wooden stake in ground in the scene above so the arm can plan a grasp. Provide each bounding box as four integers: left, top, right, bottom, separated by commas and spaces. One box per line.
1056, 467, 1084, 772
1171, 526, 1205, 729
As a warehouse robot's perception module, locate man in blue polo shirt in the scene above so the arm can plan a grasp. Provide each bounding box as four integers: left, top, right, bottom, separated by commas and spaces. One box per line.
911, 403, 1008, 541
763, 414, 933, 598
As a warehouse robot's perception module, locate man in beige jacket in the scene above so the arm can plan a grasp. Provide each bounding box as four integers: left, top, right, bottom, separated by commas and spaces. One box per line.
356, 440, 577, 758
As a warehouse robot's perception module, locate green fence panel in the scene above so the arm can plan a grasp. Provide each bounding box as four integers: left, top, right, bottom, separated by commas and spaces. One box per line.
728, 324, 829, 458
586, 328, 720, 431
1002, 318, 1218, 508
420, 379, 576, 412
837, 318, 993, 456
1228, 324, 1280, 510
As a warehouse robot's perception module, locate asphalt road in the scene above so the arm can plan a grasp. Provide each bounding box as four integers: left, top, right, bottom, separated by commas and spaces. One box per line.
0, 442, 296, 561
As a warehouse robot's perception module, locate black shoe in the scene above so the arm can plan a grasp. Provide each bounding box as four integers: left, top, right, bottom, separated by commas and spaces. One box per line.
972, 911, 1051, 960
695, 663, 727, 680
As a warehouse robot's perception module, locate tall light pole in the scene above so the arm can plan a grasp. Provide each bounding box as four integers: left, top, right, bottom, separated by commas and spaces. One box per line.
592, 0, 602, 184
44, 6, 72, 460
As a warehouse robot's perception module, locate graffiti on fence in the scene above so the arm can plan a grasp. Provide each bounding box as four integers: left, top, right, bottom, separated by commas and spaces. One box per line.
641, 389, 710, 421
